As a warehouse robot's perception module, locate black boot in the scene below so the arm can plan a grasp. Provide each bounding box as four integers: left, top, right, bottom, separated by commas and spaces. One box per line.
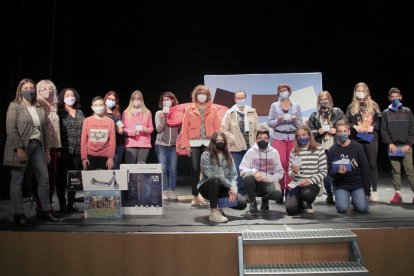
14, 214, 32, 227
260, 199, 269, 211
276, 189, 284, 204
40, 211, 60, 222
67, 201, 79, 212
326, 194, 335, 205
249, 201, 259, 216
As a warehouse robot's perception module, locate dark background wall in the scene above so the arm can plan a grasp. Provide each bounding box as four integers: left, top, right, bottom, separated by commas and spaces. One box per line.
1, 1, 413, 198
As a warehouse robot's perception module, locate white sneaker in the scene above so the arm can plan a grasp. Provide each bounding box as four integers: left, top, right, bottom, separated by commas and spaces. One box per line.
169, 191, 178, 200
304, 203, 314, 214
209, 209, 228, 223
162, 191, 170, 200
370, 191, 380, 202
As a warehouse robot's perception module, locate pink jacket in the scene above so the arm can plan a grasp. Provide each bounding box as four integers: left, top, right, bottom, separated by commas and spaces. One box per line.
181, 102, 220, 148
122, 111, 154, 148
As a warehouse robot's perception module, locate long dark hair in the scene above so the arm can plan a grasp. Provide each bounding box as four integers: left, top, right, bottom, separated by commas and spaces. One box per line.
104, 90, 121, 116
58, 88, 82, 109
206, 131, 233, 168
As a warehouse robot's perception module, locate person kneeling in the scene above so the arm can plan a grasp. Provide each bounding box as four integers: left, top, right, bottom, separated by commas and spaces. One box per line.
240, 127, 284, 215
286, 125, 327, 215
197, 131, 247, 223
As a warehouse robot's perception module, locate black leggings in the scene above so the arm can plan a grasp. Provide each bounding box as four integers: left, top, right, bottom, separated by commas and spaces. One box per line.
198, 177, 247, 210
243, 175, 282, 203
190, 146, 206, 196
286, 184, 320, 215
360, 139, 378, 192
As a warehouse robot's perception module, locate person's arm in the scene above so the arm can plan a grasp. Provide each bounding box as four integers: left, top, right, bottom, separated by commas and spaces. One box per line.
227, 158, 238, 192
267, 103, 279, 129
307, 112, 322, 140
309, 149, 328, 185
220, 110, 235, 145
180, 107, 191, 149
212, 106, 221, 132
200, 152, 216, 178
406, 109, 414, 146
145, 111, 154, 134
80, 119, 89, 161
155, 110, 166, 133
108, 120, 116, 158
273, 150, 285, 181
380, 111, 393, 146
6, 103, 25, 150
239, 149, 256, 177
293, 104, 303, 127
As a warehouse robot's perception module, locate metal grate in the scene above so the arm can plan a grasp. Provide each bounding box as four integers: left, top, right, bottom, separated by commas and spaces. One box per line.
244, 262, 368, 275
242, 229, 357, 244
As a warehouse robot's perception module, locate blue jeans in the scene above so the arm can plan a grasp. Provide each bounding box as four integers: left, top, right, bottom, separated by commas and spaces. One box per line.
114, 145, 124, 169
335, 188, 369, 213
155, 145, 178, 191
231, 150, 247, 194
323, 176, 333, 196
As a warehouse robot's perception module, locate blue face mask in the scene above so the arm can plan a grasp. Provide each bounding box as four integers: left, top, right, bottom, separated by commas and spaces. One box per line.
298, 137, 309, 146
337, 133, 348, 143
391, 98, 400, 106
279, 91, 289, 100
105, 99, 116, 109
236, 99, 246, 108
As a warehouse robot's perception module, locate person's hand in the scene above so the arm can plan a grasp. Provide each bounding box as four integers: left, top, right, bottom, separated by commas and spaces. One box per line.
82, 159, 89, 170
292, 164, 300, 175
328, 128, 337, 135
106, 157, 114, 170
16, 148, 27, 162
142, 127, 150, 134
402, 144, 410, 153
254, 171, 263, 182
55, 150, 62, 159
367, 126, 374, 133
389, 144, 397, 154
117, 126, 124, 134
338, 165, 347, 174
299, 179, 312, 187
129, 130, 137, 136
158, 112, 165, 119
228, 188, 237, 203
277, 116, 285, 123
291, 115, 297, 122
185, 147, 192, 157
45, 152, 51, 164
354, 125, 361, 133
318, 128, 325, 135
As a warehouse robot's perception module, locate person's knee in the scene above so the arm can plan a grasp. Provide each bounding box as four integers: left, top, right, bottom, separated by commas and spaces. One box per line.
286, 204, 300, 216
335, 203, 348, 213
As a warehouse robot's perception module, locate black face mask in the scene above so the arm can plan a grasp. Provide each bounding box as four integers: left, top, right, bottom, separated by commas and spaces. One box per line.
257, 140, 268, 150
22, 89, 36, 101
216, 142, 225, 151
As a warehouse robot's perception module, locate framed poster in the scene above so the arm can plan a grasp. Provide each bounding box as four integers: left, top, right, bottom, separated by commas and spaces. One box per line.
120, 164, 163, 215
81, 170, 128, 190
84, 190, 122, 218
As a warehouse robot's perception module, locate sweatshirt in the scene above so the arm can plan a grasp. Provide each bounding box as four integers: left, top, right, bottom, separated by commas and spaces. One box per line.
81, 115, 116, 160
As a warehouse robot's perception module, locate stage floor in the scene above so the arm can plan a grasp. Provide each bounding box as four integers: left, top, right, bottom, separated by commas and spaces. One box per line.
1, 171, 414, 233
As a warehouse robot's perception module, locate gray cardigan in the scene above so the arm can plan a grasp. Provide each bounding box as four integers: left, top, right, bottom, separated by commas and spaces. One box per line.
3, 102, 50, 167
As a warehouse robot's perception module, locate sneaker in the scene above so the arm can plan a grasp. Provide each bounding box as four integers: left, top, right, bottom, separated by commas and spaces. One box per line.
169, 191, 178, 200
390, 193, 402, 204
219, 208, 226, 217
304, 203, 314, 214
249, 201, 259, 215
260, 199, 269, 211
209, 209, 228, 223
162, 191, 170, 200
326, 194, 335, 205
370, 191, 380, 202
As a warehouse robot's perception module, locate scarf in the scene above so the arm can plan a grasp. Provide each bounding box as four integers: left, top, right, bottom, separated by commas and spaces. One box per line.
230, 104, 250, 132
389, 103, 402, 112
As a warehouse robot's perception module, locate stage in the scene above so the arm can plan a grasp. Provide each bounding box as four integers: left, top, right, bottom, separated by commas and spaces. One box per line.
1, 171, 414, 276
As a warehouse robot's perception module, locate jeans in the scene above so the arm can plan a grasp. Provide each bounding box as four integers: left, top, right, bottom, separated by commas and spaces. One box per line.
389, 148, 414, 192
323, 176, 333, 196
335, 188, 369, 213
10, 139, 51, 214
114, 145, 124, 169
231, 150, 247, 194
155, 145, 178, 191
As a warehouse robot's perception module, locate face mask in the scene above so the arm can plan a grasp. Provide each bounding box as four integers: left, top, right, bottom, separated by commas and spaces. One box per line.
391, 98, 400, 106
257, 140, 269, 150
64, 96, 76, 106
320, 101, 330, 109
337, 133, 348, 143
22, 89, 36, 101
163, 100, 172, 107
105, 99, 116, 109
298, 137, 309, 146
197, 94, 207, 103
236, 99, 246, 108
278, 91, 289, 100
92, 106, 105, 115
216, 142, 225, 151
133, 100, 141, 108
39, 90, 50, 99
356, 91, 365, 100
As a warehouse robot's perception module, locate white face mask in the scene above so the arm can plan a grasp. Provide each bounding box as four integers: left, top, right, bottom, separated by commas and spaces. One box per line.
356, 91, 365, 100
39, 90, 50, 99
236, 99, 246, 108
64, 96, 76, 106
163, 100, 172, 107
133, 100, 141, 108
197, 94, 207, 103
279, 91, 289, 100
92, 106, 105, 115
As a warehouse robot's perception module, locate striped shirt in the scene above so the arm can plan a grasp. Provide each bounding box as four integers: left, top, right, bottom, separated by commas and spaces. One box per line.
288, 147, 327, 188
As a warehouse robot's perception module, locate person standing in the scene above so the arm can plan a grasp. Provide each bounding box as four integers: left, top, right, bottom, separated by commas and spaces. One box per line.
58, 88, 84, 212
197, 131, 247, 223
268, 83, 302, 202
346, 82, 381, 202
3, 78, 59, 225
327, 120, 370, 213
155, 92, 180, 200
104, 91, 124, 169
221, 90, 259, 196
381, 87, 414, 204
180, 85, 221, 206
307, 91, 346, 204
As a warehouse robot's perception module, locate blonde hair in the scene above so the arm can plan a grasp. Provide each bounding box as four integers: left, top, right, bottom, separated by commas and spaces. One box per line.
191, 85, 212, 103
36, 79, 58, 104
349, 82, 380, 115
124, 90, 150, 119
293, 124, 320, 155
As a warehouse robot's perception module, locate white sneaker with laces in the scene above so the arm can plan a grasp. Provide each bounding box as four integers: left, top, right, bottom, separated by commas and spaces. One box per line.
162, 191, 170, 200
169, 191, 178, 200
370, 191, 380, 202
304, 203, 314, 214
209, 209, 228, 223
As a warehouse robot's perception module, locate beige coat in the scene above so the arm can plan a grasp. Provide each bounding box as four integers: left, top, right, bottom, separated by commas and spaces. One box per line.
221, 105, 259, 152
3, 102, 50, 167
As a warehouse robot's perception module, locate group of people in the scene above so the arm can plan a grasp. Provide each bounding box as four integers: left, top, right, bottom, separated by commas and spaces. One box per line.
3, 78, 414, 225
